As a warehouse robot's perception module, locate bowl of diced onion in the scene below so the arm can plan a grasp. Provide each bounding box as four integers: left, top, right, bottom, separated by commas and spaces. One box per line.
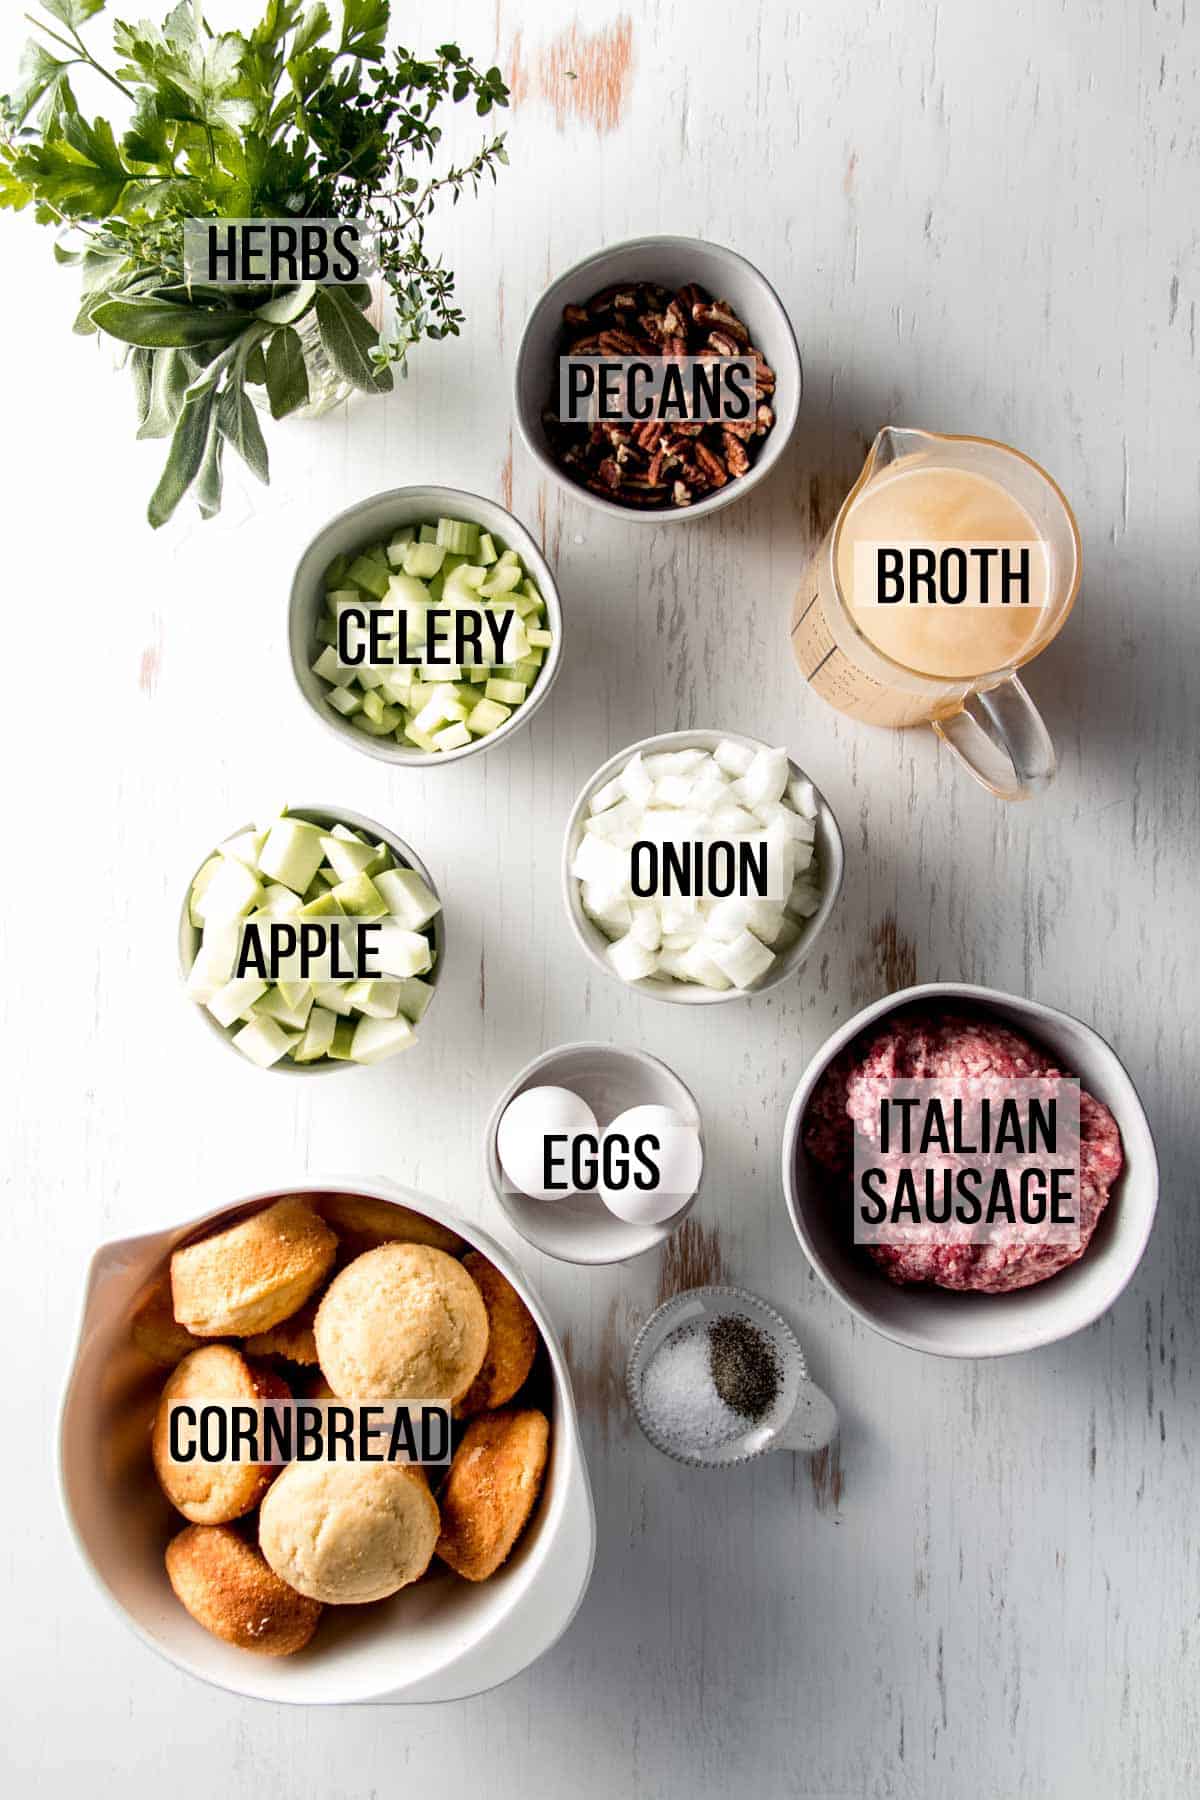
288, 486, 563, 766
178, 804, 445, 1072
562, 731, 844, 1005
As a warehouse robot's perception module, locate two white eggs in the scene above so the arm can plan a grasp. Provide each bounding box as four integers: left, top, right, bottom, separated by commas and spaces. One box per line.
496, 1084, 702, 1224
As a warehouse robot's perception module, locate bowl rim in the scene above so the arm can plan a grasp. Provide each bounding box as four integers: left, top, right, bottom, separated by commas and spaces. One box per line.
780, 981, 1160, 1358
288, 484, 564, 766
177, 803, 444, 1075
561, 728, 845, 1005
57, 1178, 596, 1706
513, 233, 802, 524
483, 1040, 704, 1265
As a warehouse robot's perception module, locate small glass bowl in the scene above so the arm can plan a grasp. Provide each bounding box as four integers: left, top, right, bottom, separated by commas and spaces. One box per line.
626, 1284, 837, 1469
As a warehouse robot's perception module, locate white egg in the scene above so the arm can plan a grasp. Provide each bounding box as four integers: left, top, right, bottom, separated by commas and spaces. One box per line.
496, 1085, 599, 1202
598, 1104, 703, 1224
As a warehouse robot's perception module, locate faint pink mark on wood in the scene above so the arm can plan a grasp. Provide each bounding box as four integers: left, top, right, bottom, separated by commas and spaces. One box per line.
509, 17, 635, 135
139, 626, 162, 698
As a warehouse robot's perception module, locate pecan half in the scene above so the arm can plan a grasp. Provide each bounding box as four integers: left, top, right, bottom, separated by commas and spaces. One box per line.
692, 301, 750, 344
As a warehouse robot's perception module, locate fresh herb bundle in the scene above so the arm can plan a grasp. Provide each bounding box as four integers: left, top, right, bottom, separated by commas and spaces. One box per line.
0, 2, 509, 525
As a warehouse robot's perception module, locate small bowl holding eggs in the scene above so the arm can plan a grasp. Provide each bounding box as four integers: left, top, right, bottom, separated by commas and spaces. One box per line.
484, 1043, 705, 1265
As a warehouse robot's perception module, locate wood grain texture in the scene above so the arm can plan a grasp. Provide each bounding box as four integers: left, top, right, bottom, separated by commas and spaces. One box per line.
0, 1, 1196, 1795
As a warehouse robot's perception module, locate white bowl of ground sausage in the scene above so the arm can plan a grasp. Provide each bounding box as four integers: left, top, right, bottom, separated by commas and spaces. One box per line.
781, 983, 1158, 1358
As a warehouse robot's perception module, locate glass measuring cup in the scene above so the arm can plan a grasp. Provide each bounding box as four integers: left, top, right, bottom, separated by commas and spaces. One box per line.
791, 428, 1082, 799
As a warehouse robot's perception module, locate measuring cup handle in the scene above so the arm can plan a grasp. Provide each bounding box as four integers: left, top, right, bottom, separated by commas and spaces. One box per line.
770, 1379, 839, 1454
933, 673, 1057, 800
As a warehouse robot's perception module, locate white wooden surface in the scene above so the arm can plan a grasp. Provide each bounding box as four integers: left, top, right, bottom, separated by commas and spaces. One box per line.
2, 2, 1196, 1794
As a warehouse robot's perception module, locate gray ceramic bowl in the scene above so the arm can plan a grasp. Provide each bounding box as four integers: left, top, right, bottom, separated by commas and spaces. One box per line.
289, 486, 563, 766
781, 983, 1159, 1358
514, 235, 801, 523
562, 730, 844, 1005
178, 803, 444, 1074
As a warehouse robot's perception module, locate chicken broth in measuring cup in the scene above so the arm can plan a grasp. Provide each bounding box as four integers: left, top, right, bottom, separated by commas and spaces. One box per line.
792, 429, 1080, 798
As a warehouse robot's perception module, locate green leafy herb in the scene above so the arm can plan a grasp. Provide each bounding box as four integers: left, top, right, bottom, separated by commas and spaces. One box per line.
1, 1, 509, 526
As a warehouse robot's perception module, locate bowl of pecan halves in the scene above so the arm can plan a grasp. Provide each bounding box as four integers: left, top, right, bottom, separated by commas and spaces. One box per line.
514, 236, 802, 521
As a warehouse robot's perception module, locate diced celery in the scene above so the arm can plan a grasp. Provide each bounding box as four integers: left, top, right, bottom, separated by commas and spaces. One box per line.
485, 677, 527, 706
402, 541, 446, 579
480, 562, 522, 597
404, 722, 438, 753
352, 710, 401, 737
527, 626, 553, 649
326, 686, 362, 717
315, 617, 338, 646
361, 688, 386, 725
346, 554, 391, 598
419, 664, 463, 683
436, 517, 481, 556
477, 532, 498, 565
468, 697, 511, 735
323, 551, 349, 589
433, 721, 471, 752
419, 523, 439, 544
386, 527, 415, 565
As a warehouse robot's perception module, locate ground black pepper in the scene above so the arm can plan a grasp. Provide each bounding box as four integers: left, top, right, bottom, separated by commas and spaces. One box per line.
707, 1315, 780, 1420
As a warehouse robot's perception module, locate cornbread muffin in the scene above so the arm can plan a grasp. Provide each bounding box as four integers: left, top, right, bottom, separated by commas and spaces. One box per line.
171, 1196, 336, 1336
318, 1192, 464, 1259
259, 1461, 440, 1604
457, 1252, 538, 1417
166, 1524, 322, 1656
152, 1345, 288, 1524
131, 1274, 210, 1368
244, 1300, 319, 1365
436, 1408, 550, 1582
314, 1243, 488, 1403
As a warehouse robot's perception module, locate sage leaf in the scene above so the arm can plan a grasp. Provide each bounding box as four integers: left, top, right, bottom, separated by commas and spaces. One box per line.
92, 298, 249, 348
130, 346, 154, 427
254, 281, 317, 326
147, 383, 217, 529
264, 324, 310, 418
195, 421, 225, 520
217, 381, 270, 485
137, 347, 190, 440
314, 286, 392, 393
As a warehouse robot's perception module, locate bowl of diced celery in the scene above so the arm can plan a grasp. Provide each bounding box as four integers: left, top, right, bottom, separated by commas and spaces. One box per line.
289, 486, 563, 765
562, 730, 845, 1005
178, 805, 444, 1071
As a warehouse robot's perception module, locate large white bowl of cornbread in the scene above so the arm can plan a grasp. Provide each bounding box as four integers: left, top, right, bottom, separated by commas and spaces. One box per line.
59, 1180, 596, 1704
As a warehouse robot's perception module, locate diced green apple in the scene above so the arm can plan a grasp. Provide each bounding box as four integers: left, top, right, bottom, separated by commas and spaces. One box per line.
350, 1013, 416, 1063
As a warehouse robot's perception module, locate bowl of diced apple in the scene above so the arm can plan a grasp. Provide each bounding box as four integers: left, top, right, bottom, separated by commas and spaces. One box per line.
289, 486, 563, 765
179, 805, 444, 1071
562, 731, 844, 1005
